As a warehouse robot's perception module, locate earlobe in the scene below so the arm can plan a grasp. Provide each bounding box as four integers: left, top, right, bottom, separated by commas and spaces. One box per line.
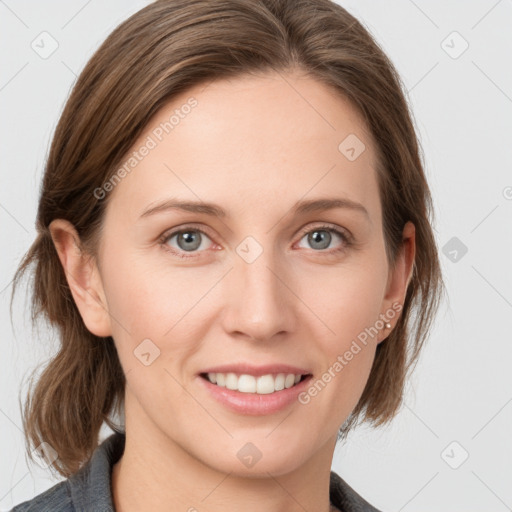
49, 219, 112, 337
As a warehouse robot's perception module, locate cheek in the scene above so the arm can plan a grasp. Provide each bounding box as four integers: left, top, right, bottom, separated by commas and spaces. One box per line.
99, 245, 227, 401
298, 257, 387, 405
101, 251, 204, 417
302, 260, 388, 344
101, 242, 211, 339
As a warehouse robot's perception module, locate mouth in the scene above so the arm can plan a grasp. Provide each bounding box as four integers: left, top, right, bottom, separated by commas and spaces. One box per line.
199, 372, 312, 395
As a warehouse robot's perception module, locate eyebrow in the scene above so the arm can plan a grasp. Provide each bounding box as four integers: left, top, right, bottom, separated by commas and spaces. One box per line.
139, 197, 370, 220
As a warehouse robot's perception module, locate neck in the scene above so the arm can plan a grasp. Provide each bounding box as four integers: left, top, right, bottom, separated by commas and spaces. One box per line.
111, 395, 338, 512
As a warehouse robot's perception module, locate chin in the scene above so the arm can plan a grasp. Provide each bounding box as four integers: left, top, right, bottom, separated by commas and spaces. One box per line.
198, 437, 314, 478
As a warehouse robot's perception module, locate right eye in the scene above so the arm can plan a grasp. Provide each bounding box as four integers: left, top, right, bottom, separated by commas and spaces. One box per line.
159, 226, 217, 259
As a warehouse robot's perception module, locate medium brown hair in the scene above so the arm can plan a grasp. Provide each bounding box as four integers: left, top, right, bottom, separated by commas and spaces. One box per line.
11, 0, 444, 477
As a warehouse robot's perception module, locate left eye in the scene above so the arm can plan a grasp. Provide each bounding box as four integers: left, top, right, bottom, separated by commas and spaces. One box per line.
296, 226, 348, 252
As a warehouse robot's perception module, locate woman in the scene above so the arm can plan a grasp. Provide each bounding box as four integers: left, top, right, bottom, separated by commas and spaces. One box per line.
10, 0, 444, 510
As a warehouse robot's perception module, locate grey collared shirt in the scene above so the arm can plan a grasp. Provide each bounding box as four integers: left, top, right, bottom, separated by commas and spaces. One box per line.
11, 432, 383, 511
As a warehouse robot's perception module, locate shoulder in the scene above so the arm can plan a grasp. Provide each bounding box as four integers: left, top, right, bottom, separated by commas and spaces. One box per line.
9, 431, 125, 512
330, 470, 385, 512
9, 480, 73, 511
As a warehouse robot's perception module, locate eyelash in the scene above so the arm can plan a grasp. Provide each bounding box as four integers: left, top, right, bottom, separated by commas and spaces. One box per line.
158, 223, 352, 259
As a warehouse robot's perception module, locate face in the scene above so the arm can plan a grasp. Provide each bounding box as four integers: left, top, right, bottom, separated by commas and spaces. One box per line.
54, 70, 413, 477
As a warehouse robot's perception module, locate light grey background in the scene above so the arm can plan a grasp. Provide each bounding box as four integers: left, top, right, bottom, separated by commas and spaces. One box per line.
1, 1, 511, 510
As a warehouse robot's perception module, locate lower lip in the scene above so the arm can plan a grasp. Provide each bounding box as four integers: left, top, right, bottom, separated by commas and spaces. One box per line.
198, 374, 312, 415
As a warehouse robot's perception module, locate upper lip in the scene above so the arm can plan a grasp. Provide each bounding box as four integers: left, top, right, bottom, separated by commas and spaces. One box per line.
199, 363, 312, 377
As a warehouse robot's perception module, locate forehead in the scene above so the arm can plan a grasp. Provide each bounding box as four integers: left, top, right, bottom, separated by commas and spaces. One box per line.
104, 70, 380, 228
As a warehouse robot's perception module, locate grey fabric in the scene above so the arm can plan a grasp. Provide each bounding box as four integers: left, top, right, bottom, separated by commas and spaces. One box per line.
329, 471, 383, 511
11, 432, 383, 511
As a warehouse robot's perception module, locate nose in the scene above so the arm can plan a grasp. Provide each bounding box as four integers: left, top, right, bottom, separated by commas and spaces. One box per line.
222, 242, 297, 343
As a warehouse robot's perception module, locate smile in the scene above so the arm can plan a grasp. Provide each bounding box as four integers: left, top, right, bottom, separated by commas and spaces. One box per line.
201, 372, 308, 394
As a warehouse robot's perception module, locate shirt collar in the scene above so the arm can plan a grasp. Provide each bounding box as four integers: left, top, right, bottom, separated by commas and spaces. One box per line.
68, 430, 125, 512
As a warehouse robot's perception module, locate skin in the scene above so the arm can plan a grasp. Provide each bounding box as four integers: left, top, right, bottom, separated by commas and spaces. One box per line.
50, 69, 415, 512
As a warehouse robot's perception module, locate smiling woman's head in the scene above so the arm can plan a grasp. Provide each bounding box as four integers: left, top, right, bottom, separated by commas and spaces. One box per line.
12, 0, 443, 478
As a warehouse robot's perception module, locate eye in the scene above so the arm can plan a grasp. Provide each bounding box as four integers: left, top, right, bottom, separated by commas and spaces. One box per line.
159, 223, 352, 259
295, 224, 351, 254
159, 225, 216, 259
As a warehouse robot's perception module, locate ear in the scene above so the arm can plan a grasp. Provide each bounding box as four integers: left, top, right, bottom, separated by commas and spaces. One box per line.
49, 219, 112, 337
378, 221, 416, 343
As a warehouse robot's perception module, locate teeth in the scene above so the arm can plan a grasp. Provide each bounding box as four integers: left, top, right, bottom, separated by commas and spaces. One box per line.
216, 373, 225, 387
274, 374, 285, 391
225, 372, 238, 390
239, 374, 256, 393
206, 372, 304, 394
